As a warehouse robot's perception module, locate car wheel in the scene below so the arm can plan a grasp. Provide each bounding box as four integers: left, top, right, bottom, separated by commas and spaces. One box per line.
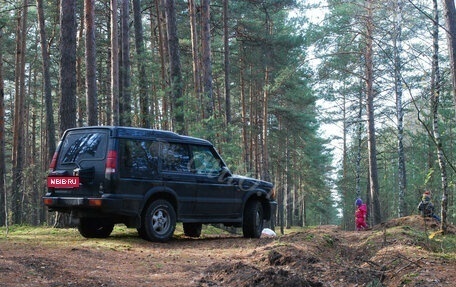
78, 218, 114, 238
143, 199, 176, 242
183, 223, 202, 238
137, 226, 148, 240
242, 200, 263, 238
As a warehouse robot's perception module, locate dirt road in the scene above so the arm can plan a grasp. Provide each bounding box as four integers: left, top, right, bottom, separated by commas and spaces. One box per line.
0, 216, 454, 286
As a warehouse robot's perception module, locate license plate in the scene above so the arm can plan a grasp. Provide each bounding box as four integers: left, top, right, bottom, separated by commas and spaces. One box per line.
47, 176, 80, 188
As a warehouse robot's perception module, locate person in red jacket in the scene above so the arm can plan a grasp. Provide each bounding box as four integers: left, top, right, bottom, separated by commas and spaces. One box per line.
355, 198, 368, 231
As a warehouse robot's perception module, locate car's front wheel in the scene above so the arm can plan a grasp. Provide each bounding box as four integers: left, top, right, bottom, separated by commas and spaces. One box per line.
242, 200, 263, 238
143, 199, 176, 242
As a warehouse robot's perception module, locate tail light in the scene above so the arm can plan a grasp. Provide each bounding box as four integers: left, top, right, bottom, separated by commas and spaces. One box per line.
105, 150, 117, 175
49, 152, 59, 172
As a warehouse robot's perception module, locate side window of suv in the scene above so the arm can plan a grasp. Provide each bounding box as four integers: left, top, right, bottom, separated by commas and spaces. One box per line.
119, 139, 159, 178
160, 142, 190, 173
190, 145, 222, 175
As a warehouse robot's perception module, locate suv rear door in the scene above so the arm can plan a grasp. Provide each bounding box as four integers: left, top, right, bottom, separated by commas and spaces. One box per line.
158, 141, 197, 218
116, 139, 164, 213
52, 128, 109, 196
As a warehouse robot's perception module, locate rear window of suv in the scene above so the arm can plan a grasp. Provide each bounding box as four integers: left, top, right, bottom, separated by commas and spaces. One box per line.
58, 131, 108, 167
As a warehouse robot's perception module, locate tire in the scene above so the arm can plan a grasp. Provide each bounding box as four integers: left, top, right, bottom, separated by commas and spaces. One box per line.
78, 218, 114, 238
242, 200, 264, 238
183, 223, 202, 238
137, 226, 148, 240
143, 199, 176, 242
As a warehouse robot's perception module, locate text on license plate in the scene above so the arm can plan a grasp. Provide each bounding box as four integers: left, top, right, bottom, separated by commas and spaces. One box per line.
47, 177, 80, 188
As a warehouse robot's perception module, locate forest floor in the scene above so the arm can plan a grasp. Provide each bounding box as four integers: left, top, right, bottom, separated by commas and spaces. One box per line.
0, 215, 455, 287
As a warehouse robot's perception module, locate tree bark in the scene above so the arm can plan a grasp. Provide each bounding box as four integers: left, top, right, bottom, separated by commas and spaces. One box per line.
0, 28, 6, 226
149, 4, 159, 128
188, 0, 202, 119
37, 0, 56, 162
57, 0, 77, 228
76, 12, 84, 127
223, 0, 231, 125
165, 0, 184, 133
133, 0, 149, 128
262, 66, 271, 181
12, 0, 28, 224
441, 0, 456, 114
111, 0, 119, 126
285, 135, 292, 228
120, 0, 131, 126
261, 14, 272, 182
156, 0, 169, 129
85, 0, 98, 126
59, 0, 77, 134
365, 0, 382, 225
240, 48, 249, 171
431, 0, 448, 234
394, 0, 407, 217
201, 0, 213, 119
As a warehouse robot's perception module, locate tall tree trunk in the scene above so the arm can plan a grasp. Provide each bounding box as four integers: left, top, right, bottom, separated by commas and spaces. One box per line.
431, 0, 448, 234
133, 0, 149, 128
111, 0, 119, 126
76, 13, 84, 127
394, 0, 407, 217
285, 135, 292, 228
355, 87, 363, 200
201, 0, 213, 119
365, 0, 382, 225
103, 1, 112, 126
249, 72, 255, 173
149, 4, 159, 128
301, 191, 307, 227
156, 0, 169, 129
261, 16, 272, 182
262, 67, 270, 181
278, 173, 285, 235
30, 73, 40, 225
12, 0, 28, 224
441, 0, 456, 113
223, 0, 231, 125
188, 0, 202, 120
294, 176, 301, 227
37, 0, 56, 162
85, 0, 98, 125
57, 0, 77, 228
0, 27, 6, 227
165, 0, 184, 133
120, 0, 131, 126
341, 91, 351, 230
352, 80, 363, 229
239, 46, 248, 172
59, 0, 77, 134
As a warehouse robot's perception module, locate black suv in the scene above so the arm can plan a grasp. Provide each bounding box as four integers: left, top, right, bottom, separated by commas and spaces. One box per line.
43, 126, 276, 242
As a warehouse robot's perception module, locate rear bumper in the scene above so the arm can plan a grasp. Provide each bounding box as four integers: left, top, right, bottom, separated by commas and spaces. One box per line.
42, 193, 139, 218
43, 196, 102, 208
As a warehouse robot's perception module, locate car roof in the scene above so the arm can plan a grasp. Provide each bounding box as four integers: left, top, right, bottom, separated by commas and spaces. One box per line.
64, 126, 213, 146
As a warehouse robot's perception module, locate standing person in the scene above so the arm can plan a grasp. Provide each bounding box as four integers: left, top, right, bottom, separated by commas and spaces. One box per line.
355, 198, 368, 231
417, 191, 441, 222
